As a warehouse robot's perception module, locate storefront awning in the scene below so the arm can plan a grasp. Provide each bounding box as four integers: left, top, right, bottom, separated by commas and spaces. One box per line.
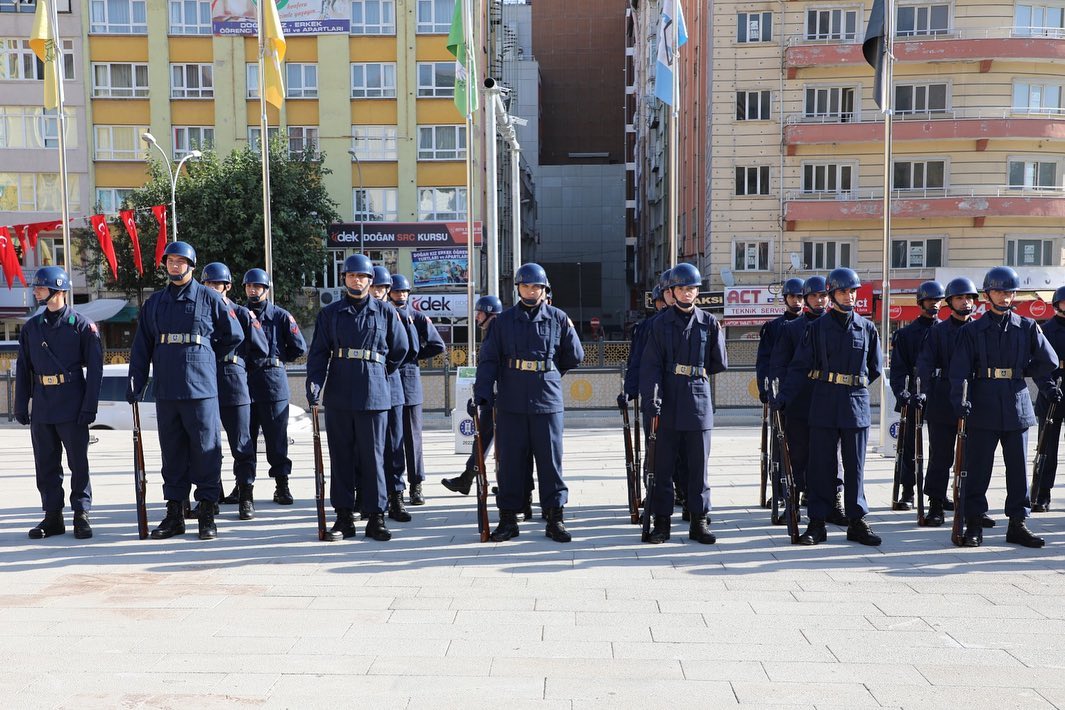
21, 299, 129, 323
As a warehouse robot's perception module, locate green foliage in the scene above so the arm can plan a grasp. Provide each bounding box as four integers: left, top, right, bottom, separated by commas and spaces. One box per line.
79, 140, 339, 315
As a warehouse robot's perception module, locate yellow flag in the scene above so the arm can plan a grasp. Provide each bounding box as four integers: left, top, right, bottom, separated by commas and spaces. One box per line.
39, 238, 53, 266
262, 0, 286, 109
29, 0, 58, 110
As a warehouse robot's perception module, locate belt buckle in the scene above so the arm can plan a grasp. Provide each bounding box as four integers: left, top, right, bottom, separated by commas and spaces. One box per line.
841, 374, 853, 386
166, 334, 183, 344
994, 368, 1010, 378
41, 375, 59, 385
520, 360, 537, 372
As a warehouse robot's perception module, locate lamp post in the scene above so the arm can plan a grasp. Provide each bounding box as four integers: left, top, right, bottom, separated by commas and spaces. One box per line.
347, 149, 366, 253
142, 131, 200, 242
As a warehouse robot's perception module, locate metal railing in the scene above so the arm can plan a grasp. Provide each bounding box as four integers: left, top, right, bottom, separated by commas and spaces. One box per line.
786, 107, 1065, 125
787, 25, 1065, 47
785, 185, 1065, 202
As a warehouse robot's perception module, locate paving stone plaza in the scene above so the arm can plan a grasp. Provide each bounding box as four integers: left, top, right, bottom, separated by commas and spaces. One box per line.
1, 422, 1063, 708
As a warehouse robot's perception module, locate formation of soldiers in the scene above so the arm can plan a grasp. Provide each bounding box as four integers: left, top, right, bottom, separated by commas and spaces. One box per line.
11, 249, 1063, 549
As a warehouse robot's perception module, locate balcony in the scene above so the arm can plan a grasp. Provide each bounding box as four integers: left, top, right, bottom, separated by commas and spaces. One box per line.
786, 27, 1065, 72
784, 108, 1065, 148
783, 185, 1065, 226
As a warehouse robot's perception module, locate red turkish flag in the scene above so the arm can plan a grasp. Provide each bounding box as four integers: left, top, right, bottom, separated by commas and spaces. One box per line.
91, 214, 118, 280
0, 226, 26, 289
27, 220, 63, 249
151, 205, 168, 267
11, 225, 28, 255
119, 210, 143, 275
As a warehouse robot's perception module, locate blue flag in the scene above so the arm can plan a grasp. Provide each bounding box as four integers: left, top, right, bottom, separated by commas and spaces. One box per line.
654, 0, 688, 106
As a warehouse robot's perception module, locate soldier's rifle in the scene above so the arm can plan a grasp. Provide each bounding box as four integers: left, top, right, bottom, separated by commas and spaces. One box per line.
771, 378, 800, 543
130, 381, 148, 540
311, 405, 328, 541
641, 385, 660, 542
760, 377, 770, 508
1030, 377, 1061, 507
892, 375, 911, 510
619, 393, 640, 525
472, 404, 491, 542
951, 380, 969, 547
914, 377, 926, 526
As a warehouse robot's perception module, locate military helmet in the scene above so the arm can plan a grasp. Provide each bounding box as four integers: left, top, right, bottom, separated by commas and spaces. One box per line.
945, 277, 979, 299
982, 266, 1020, 292
31, 266, 71, 292
242, 268, 270, 287
341, 253, 374, 277
390, 274, 412, 292
163, 240, 196, 267
802, 275, 828, 296
476, 295, 504, 315
916, 280, 945, 302
826, 267, 861, 292
781, 277, 805, 297
515, 263, 549, 287
201, 262, 232, 284
667, 263, 702, 289
371, 265, 392, 288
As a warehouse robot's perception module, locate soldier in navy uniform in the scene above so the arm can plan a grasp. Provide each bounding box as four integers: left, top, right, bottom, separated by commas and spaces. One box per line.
1030, 284, 1065, 512
201, 262, 269, 520
473, 263, 584, 542
126, 241, 244, 540
888, 280, 944, 509
776, 267, 883, 546
621, 269, 671, 416
15, 266, 104, 540
442, 295, 503, 495
306, 254, 409, 541
388, 274, 446, 505
639, 263, 727, 544
948, 266, 1058, 548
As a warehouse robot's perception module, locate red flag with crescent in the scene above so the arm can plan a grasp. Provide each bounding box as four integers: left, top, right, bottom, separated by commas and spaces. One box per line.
120, 210, 143, 275
152, 205, 168, 267
90, 214, 118, 280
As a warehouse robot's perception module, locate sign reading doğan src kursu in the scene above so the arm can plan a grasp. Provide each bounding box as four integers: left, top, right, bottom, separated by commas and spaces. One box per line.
327, 222, 483, 249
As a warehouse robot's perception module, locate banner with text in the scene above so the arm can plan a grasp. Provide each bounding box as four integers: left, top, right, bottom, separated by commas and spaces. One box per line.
409, 292, 478, 320
213, 0, 350, 35
412, 248, 468, 288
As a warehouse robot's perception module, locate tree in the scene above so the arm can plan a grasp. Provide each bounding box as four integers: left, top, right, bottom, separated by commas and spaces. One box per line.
78, 140, 339, 314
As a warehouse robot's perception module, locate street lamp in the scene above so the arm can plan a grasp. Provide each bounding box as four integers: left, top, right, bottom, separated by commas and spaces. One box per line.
142, 131, 201, 242
347, 149, 366, 252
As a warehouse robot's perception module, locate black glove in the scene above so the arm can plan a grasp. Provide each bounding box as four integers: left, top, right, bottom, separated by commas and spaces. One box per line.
759, 391, 769, 404
648, 399, 662, 418
467, 398, 479, 418
1049, 387, 1064, 404
14, 412, 29, 426
77, 411, 96, 427
307, 382, 322, 407
910, 392, 927, 408
617, 393, 629, 409
958, 401, 972, 419
770, 397, 786, 412
125, 388, 139, 405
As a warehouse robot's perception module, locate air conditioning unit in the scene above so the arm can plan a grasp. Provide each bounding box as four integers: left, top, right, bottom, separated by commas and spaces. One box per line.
318, 288, 342, 307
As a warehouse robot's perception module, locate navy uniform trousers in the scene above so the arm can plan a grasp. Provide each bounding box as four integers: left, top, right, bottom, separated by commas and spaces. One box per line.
385, 403, 405, 493
652, 428, 711, 516
464, 406, 495, 474
326, 409, 388, 514
157, 398, 224, 503
220, 403, 254, 486
250, 400, 292, 480
495, 410, 566, 513
402, 403, 425, 485
1034, 415, 1062, 502
925, 420, 958, 502
32, 422, 91, 512
965, 427, 1029, 518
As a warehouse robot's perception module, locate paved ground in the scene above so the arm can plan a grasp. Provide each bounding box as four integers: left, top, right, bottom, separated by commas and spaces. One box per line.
1, 422, 1064, 709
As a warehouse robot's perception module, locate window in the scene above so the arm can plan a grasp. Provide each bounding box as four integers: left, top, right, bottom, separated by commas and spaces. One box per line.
0, 173, 81, 212
287, 63, 318, 98
95, 187, 134, 213
1008, 159, 1058, 189
246, 63, 259, 99
893, 159, 945, 190
891, 237, 944, 268
735, 166, 771, 196
351, 125, 398, 161
351, 62, 397, 98
417, 0, 454, 33
1014, 4, 1065, 36
0, 107, 76, 149
94, 125, 149, 160
737, 11, 772, 42
802, 162, 854, 195
353, 188, 399, 221
896, 3, 949, 37
169, 0, 211, 34
736, 90, 771, 120
418, 186, 467, 220
418, 125, 467, 160
351, 0, 395, 35
1008, 237, 1056, 266
895, 82, 948, 115
804, 86, 855, 121
171, 63, 213, 98
0, 38, 75, 81
734, 240, 771, 271
803, 239, 854, 270
90, 0, 148, 34
1013, 81, 1064, 114
805, 8, 858, 41
288, 126, 319, 159
92, 63, 149, 98
173, 125, 213, 158
417, 62, 455, 98
247, 125, 281, 148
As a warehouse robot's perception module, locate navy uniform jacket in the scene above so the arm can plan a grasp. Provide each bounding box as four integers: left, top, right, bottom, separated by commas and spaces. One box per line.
473, 303, 584, 415
781, 311, 883, 429
247, 302, 307, 402
756, 312, 799, 399
15, 306, 104, 424
948, 311, 1057, 430
638, 306, 728, 431
1034, 315, 1065, 417
306, 295, 410, 412
915, 316, 969, 425
382, 300, 417, 407
217, 302, 269, 408
769, 311, 822, 420
399, 305, 446, 406
889, 315, 936, 411
128, 280, 244, 401
624, 313, 660, 399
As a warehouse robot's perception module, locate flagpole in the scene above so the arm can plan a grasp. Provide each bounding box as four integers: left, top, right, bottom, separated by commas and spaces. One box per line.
878, 0, 895, 452
258, 0, 274, 293
667, 1, 679, 269
47, 0, 71, 280
464, 0, 477, 366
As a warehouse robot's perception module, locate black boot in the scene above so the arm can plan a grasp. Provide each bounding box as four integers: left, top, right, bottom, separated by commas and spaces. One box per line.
365, 512, 392, 541
1032, 492, 1051, 513
182, 498, 196, 520
522, 494, 534, 521
646, 515, 670, 544
942, 497, 955, 511
273, 475, 293, 505
198, 500, 218, 540
441, 469, 475, 495
925, 498, 945, 527
1006, 518, 1045, 548
826, 493, 848, 526
961, 517, 983, 547
688, 516, 716, 544
900, 485, 915, 510
545, 508, 572, 543
238, 483, 255, 521
388, 491, 411, 522
28, 510, 65, 539
73, 511, 93, 540
846, 518, 881, 546
151, 500, 187, 539
490, 511, 520, 542
681, 506, 691, 522
981, 513, 996, 528
798, 520, 827, 546
326, 509, 357, 541
409, 482, 425, 506
220, 485, 240, 505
